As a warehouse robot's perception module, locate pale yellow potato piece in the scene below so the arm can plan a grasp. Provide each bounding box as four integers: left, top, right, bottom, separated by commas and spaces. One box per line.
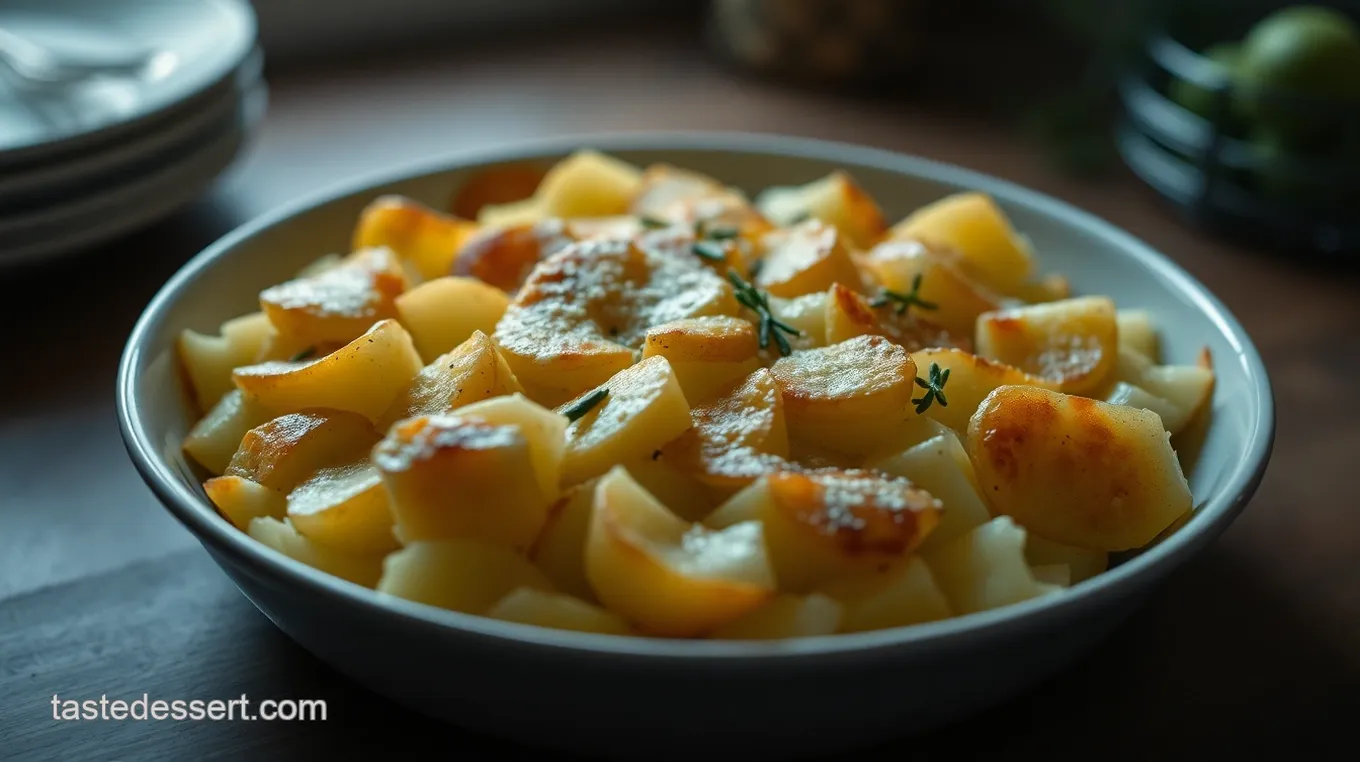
204, 475, 286, 531
888, 192, 1035, 293
908, 347, 1055, 433
1007, 273, 1072, 304
451, 218, 575, 293
294, 253, 344, 278
585, 466, 776, 637
477, 196, 546, 229
628, 164, 773, 248
556, 356, 693, 488
259, 247, 410, 347
376, 539, 554, 613
816, 557, 952, 632
395, 276, 510, 362
377, 330, 523, 431
823, 282, 962, 351
661, 368, 791, 491
927, 516, 1053, 615
975, 296, 1118, 395
1030, 564, 1071, 587
1117, 309, 1160, 362
1024, 533, 1108, 584
233, 319, 424, 423
287, 461, 398, 555
622, 451, 716, 523
865, 431, 992, 552
352, 194, 480, 281
535, 149, 643, 218
768, 291, 829, 351
706, 470, 940, 592
755, 170, 887, 250
451, 393, 569, 499
183, 389, 272, 476
372, 413, 553, 553
967, 385, 1193, 551
642, 316, 762, 403
708, 593, 843, 640
486, 588, 631, 635
861, 239, 1002, 337
755, 219, 864, 298
1111, 348, 1214, 434
1104, 382, 1185, 434
177, 311, 275, 412
248, 516, 384, 588
225, 410, 378, 493
530, 479, 597, 601
770, 335, 919, 456
494, 238, 737, 406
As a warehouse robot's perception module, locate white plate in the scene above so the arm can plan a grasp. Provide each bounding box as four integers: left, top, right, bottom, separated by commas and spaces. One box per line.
0, 84, 266, 264
0, 0, 256, 167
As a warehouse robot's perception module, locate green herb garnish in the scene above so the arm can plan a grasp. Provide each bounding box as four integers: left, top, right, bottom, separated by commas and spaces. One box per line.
563, 388, 609, 422
788, 211, 812, 224
699, 223, 739, 240
639, 215, 671, 229
727, 270, 801, 357
692, 241, 727, 261
289, 346, 317, 362
912, 362, 950, 414
869, 274, 938, 315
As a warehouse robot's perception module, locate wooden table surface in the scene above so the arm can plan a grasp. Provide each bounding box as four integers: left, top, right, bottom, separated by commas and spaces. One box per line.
2, 28, 1357, 761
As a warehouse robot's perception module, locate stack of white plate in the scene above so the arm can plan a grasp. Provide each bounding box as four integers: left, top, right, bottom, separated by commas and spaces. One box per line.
0, 0, 263, 264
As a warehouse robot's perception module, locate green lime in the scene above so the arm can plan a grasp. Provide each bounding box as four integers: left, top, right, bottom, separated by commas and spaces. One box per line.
1234, 5, 1360, 140
1169, 42, 1241, 121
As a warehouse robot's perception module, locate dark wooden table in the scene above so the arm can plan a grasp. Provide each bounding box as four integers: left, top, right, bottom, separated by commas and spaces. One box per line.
3, 29, 1357, 761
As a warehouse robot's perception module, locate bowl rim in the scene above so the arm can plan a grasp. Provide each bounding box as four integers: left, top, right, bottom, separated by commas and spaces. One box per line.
117, 130, 1275, 661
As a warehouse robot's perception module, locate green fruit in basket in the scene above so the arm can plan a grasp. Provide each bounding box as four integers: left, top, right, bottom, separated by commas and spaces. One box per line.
1234, 5, 1360, 140
1169, 42, 1241, 119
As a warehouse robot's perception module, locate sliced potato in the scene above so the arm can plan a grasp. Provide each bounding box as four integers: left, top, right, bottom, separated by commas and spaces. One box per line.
476, 196, 546, 229
248, 516, 384, 588
449, 162, 548, 219
204, 475, 286, 530
908, 347, 1055, 433
975, 296, 1118, 395
530, 479, 598, 601
755, 170, 887, 250
628, 164, 761, 236
755, 220, 864, 298
1008, 273, 1072, 304
376, 539, 554, 613
233, 319, 424, 423
1023, 532, 1108, 584
816, 557, 952, 632
1104, 382, 1184, 433
1117, 309, 1160, 362
395, 276, 511, 362
352, 195, 480, 281
865, 431, 992, 552
535, 149, 643, 218
888, 192, 1035, 293
708, 593, 843, 639
824, 282, 961, 352
861, 238, 1002, 337
287, 461, 398, 555
641, 316, 762, 403
768, 291, 830, 351
259, 247, 410, 347
1111, 348, 1214, 434
225, 409, 378, 493
621, 451, 716, 523
177, 311, 275, 412
377, 330, 524, 431
967, 385, 1193, 551
662, 368, 791, 490
183, 389, 272, 475
927, 516, 1053, 615
1030, 564, 1071, 587
557, 356, 693, 487
585, 466, 776, 637
704, 470, 941, 592
485, 587, 631, 635
451, 393, 570, 499
451, 219, 575, 293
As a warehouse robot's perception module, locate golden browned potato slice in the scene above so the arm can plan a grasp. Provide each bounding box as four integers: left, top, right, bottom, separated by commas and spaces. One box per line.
452, 393, 569, 499
661, 368, 791, 491
352, 195, 481, 281
927, 516, 1056, 615
259, 247, 410, 347
860, 238, 1002, 337
1108, 347, 1214, 434
204, 475, 286, 531
974, 296, 1118, 395
286, 461, 398, 555
557, 356, 693, 488
395, 276, 511, 362
641, 316, 761, 403
377, 330, 524, 431
177, 311, 275, 412
485, 588, 631, 635
1024, 532, 1108, 584
450, 218, 575, 293
755, 170, 887, 250
755, 219, 864, 299
585, 466, 776, 637
768, 291, 830, 351
183, 389, 272, 476
824, 283, 963, 352
493, 238, 737, 406
233, 319, 424, 423
621, 451, 716, 523
888, 192, 1035, 293
1008, 273, 1071, 304
865, 431, 992, 552
769, 334, 921, 456
530, 479, 598, 601
630, 164, 731, 219
225, 409, 378, 493
967, 385, 1193, 551
376, 539, 554, 613
248, 516, 384, 588
815, 557, 952, 632
708, 593, 843, 639
629, 164, 773, 246
908, 347, 1055, 433
449, 162, 549, 219
372, 412, 554, 553
534, 149, 643, 218
1116, 309, 1160, 362
704, 469, 941, 592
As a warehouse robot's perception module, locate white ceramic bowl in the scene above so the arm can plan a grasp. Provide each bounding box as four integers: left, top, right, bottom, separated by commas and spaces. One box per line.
117, 133, 1274, 761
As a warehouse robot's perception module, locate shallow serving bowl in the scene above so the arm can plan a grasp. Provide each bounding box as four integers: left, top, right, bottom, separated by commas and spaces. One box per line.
117, 133, 1274, 760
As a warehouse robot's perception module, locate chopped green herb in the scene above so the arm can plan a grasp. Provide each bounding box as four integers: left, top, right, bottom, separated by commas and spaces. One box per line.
912, 362, 950, 414
289, 347, 317, 362
787, 211, 812, 224
869, 274, 938, 315
563, 387, 609, 422
639, 215, 671, 229
692, 241, 727, 262
700, 224, 739, 240
727, 270, 801, 357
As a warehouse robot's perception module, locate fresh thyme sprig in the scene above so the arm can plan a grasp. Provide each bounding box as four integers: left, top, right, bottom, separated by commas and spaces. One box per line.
912, 362, 950, 414
638, 215, 671, 229
289, 346, 317, 362
869, 274, 938, 315
726, 270, 801, 357
692, 241, 727, 261
562, 387, 609, 423
691, 219, 740, 261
